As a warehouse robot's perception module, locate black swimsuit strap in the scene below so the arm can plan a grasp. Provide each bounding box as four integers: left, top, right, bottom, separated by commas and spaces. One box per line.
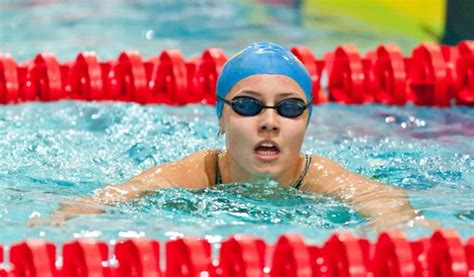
215, 150, 222, 185
292, 154, 312, 190
215, 152, 311, 188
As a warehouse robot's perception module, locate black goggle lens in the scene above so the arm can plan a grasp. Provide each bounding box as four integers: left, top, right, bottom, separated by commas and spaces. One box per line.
231, 97, 263, 116
224, 96, 308, 118
276, 98, 307, 118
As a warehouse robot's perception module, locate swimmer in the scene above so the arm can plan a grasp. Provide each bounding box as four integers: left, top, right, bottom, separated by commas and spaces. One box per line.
29, 42, 439, 232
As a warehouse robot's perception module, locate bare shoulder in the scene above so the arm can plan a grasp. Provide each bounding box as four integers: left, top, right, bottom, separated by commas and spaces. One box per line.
303, 155, 400, 197
306, 155, 346, 179
128, 149, 219, 189
309, 155, 345, 172
300, 155, 350, 193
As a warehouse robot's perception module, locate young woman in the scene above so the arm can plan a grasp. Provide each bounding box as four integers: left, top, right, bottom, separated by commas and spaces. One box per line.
30, 42, 436, 232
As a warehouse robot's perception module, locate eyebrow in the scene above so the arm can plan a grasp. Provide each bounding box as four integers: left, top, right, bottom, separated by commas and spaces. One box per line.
236, 90, 301, 99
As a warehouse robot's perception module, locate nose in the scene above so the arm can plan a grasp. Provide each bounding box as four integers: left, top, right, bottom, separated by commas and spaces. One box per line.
258, 108, 280, 133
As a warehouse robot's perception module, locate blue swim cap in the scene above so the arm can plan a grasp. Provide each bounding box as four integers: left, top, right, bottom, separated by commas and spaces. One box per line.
216, 42, 313, 118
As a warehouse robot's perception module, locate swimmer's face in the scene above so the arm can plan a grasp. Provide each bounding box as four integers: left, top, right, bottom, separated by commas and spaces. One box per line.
219, 74, 309, 179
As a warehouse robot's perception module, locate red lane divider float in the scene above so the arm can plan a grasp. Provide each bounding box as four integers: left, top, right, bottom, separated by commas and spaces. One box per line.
219, 235, 266, 277
62, 239, 111, 276
115, 238, 161, 276
466, 237, 474, 275
149, 49, 188, 105
428, 230, 468, 276
165, 237, 211, 277
116, 51, 149, 103
0, 244, 6, 277
456, 41, 474, 106
9, 240, 57, 276
441, 44, 461, 103
32, 53, 67, 102
70, 51, 105, 101
291, 46, 327, 104
409, 43, 450, 107
1, 41, 474, 107
191, 48, 227, 105
372, 44, 409, 105
410, 237, 431, 277
0, 230, 472, 276
322, 232, 367, 277
270, 234, 312, 277
0, 53, 20, 104
326, 45, 369, 104
372, 230, 416, 276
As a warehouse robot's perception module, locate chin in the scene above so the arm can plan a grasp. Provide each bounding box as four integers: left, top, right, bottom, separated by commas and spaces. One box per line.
251, 164, 281, 179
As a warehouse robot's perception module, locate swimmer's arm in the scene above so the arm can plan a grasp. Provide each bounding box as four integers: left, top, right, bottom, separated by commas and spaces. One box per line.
29, 150, 213, 226
43, 170, 179, 224
307, 157, 421, 231
51, 170, 178, 218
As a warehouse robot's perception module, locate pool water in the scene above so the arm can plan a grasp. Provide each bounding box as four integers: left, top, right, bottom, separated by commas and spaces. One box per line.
0, 101, 472, 246
0, 0, 472, 247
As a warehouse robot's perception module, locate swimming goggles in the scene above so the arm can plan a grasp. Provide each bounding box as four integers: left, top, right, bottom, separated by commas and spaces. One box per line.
217, 96, 311, 118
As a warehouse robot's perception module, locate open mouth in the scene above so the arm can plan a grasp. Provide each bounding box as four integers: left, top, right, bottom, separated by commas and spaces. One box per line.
254, 141, 280, 161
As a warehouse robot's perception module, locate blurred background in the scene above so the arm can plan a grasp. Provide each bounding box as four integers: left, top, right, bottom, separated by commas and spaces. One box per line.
1, 0, 472, 62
